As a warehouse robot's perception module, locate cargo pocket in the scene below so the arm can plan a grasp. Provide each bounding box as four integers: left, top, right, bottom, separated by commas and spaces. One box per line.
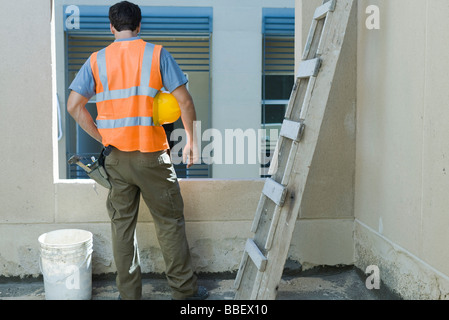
104, 157, 119, 179
106, 191, 117, 221
167, 182, 184, 219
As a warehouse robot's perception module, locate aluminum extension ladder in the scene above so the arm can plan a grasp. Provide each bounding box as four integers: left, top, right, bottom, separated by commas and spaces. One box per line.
234, 0, 355, 300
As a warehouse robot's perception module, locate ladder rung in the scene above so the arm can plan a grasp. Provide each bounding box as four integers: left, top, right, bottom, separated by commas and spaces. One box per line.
297, 58, 321, 79
245, 239, 267, 272
262, 178, 287, 206
280, 119, 305, 142
314, 0, 336, 20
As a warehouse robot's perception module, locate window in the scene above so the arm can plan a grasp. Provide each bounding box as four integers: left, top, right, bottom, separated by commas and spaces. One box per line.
261, 8, 295, 177
59, 5, 212, 179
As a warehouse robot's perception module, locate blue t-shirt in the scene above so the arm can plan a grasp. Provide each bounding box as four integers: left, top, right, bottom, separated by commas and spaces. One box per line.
69, 36, 187, 99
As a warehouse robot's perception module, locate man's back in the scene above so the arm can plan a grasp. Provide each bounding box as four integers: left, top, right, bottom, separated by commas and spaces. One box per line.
90, 38, 168, 152
94, 39, 154, 90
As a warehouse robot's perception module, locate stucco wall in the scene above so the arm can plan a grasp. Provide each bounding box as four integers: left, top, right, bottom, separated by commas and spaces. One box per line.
355, 0, 449, 299
292, 0, 357, 269
294, 0, 449, 299
0, 179, 264, 276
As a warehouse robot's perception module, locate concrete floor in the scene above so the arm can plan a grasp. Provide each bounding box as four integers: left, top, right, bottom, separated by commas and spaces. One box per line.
0, 266, 400, 300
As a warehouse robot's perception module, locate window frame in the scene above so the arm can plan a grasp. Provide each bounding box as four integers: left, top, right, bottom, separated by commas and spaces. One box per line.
260, 8, 295, 177
55, 3, 213, 179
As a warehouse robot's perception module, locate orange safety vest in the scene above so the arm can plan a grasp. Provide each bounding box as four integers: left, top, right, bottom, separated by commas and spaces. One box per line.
90, 38, 169, 152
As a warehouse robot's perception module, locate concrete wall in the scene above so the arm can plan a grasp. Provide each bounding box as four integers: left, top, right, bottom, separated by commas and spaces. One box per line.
294, 0, 449, 299
292, 0, 357, 269
0, 179, 263, 276
355, 0, 449, 299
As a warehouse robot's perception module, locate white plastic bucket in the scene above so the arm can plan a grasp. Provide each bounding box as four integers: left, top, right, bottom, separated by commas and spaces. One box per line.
38, 229, 93, 300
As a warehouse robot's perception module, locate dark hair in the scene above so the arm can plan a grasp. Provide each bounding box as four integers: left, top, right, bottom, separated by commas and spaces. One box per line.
109, 1, 142, 32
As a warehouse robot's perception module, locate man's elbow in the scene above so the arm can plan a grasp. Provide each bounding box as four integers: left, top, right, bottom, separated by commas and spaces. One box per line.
67, 101, 76, 117
172, 85, 195, 112
179, 97, 195, 114
67, 91, 86, 118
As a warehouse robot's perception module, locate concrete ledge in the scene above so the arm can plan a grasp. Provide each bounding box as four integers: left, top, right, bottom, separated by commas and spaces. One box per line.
0, 178, 265, 277
54, 179, 264, 223
1, 179, 352, 278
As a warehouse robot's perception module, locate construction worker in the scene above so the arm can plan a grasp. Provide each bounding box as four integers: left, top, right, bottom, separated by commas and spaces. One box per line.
67, 1, 207, 300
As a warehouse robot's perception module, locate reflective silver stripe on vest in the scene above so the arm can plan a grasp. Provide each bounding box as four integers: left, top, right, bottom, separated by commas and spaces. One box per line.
97, 116, 154, 129
140, 43, 154, 87
95, 86, 159, 102
95, 42, 158, 103
96, 48, 109, 91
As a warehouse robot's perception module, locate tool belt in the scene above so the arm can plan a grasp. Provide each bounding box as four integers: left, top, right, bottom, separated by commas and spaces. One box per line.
87, 147, 111, 189
68, 147, 112, 189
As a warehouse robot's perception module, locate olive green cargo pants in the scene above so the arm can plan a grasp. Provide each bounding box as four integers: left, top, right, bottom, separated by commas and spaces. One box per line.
104, 148, 198, 300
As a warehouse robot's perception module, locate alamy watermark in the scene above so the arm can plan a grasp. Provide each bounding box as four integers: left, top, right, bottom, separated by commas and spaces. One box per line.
169, 121, 279, 166
65, 265, 80, 290
65, 4, 381, 32
365, 265, 380, 290
366, 5, 380, 30
65, 5, 80, 30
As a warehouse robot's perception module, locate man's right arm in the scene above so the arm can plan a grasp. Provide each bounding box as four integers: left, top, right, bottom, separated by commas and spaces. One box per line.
67, 90, 103, 144
67, 56, 101, 143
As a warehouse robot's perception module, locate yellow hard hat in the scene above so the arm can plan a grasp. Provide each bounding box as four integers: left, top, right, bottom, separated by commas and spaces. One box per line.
153, 91, 181, 126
